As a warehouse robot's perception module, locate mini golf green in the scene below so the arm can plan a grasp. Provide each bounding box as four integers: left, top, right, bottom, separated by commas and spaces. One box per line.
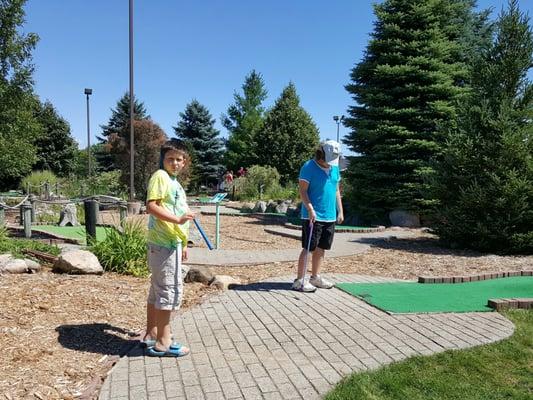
336, 277, 533, 313
32, 225, 109, 244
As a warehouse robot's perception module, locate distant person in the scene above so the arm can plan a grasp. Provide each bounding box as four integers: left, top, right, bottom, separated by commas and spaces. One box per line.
143, 138, 195, 357
292, 140, 344, 292
237, 166, 245, 177
224, 170, 234, 188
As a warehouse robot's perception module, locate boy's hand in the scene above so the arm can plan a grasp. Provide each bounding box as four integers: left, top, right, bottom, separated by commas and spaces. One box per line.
177, 211, 195, 225
337, 212, 344, 224
182, 246, 188, 261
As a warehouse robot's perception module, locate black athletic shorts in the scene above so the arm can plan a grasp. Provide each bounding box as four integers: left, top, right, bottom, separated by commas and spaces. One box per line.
301, 220, 335, 251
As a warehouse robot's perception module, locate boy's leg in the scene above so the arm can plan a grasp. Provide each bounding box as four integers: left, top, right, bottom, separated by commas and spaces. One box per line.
143, 302, 157, 341
154, 309, 173, 350
311, 247, 325, 276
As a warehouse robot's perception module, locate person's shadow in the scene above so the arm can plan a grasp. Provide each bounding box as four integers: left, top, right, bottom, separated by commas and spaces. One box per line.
56, 323, 144, 357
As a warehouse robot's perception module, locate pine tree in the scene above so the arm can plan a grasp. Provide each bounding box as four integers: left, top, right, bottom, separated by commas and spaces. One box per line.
255, 83, 320, 184
97, 92, 149, 171
0, 0, 41, 190
222, 70, 267, 170
33, 101, 77, 176
174, 100, 224, 187
432, 0, 533, 253
344, 0, 489, 223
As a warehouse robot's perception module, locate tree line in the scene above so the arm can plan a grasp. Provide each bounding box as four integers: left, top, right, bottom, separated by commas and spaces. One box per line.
0, 0, 531, 253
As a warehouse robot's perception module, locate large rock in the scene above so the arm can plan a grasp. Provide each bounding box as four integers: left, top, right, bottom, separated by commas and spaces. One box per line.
59, 203, 80, 226
210, 275, 241, 290
184, 265, 214, 284
275, 200, 291, 214
253, 201, 267, 213
0, 254, 42, 274
53, 250, 103, 275
389, 210, 421, 228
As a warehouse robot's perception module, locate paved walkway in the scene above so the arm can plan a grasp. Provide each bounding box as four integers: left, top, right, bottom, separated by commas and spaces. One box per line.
187, 227, 417, 265
99, 273, 515, 400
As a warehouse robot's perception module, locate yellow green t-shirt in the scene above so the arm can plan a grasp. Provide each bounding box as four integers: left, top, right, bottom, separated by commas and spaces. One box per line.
146, 169, 189, 249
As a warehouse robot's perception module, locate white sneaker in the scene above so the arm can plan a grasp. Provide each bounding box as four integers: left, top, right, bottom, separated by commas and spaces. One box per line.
292, 278, 317, 292
309, 275, 334, 289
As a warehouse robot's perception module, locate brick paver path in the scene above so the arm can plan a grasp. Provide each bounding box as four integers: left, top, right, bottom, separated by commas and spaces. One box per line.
99, 274, 515, 400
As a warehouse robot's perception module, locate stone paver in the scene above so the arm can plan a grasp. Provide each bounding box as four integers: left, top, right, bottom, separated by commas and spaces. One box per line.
99, 274, 515, 400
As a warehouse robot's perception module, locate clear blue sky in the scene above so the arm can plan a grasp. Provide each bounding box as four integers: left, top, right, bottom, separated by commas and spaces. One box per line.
23, 0, 529, 151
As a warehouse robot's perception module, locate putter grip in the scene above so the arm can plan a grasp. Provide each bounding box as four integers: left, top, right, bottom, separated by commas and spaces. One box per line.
193, 218, 214, 250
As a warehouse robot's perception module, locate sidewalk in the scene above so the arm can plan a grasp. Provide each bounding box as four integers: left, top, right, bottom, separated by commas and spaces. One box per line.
99, 273, 514, 400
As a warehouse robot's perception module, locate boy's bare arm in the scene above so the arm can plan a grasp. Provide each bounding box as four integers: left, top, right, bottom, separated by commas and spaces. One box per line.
336, 187, 344, 224
146, 200, 195, 225
299, 179, 316, 223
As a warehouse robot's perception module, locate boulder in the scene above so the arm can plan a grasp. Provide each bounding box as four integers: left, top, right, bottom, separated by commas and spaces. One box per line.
389, 210, 421, 228
253, 201, 267, 213
0, 254, 42, 274
275, 201, 291, 214
241, 202, 255, 213
53, 250, 103, 275
210, 275, 241, 290
184, 265, 214, 284
59, 203, 80, 226
265, 200, 277, 213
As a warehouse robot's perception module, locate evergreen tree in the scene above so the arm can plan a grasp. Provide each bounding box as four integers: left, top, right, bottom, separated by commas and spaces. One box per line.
174, 100, 224, 187
33, 101, 77, 176
432, 0, 533, 253
255, 83, 320, 184
222, 70, 267, 170
344, 0, 489, 223
97, 92, 149, 171
0, 0, 40, 190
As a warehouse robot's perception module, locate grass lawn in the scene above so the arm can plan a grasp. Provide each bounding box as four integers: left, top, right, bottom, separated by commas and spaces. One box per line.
32, 225, 109, 244
325, 310, 532, 400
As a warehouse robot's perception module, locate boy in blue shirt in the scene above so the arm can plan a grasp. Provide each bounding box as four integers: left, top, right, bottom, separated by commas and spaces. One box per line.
293, 140, 344, 292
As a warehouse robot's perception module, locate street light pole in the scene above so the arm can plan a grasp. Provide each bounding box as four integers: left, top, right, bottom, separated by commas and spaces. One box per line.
129, 0, 135, 201
333, 115, 345, 143
84, 88, 93, 178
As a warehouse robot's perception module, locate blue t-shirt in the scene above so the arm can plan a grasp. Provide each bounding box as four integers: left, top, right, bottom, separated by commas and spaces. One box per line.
299, 160, 340, 222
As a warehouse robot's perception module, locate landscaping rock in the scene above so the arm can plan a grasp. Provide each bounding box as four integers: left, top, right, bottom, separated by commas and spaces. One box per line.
389, 210, 421, 228
210, 275, 241, 290
275, 200, 291, 214
0, 254, 42, 274
265, 200, 277, 213
184, 265, 214, 284
53, 250, 103, 275
241, 202, 255, 213
253, 201, 267, 213
181, 264, 190, 278
59, 203, 80, 226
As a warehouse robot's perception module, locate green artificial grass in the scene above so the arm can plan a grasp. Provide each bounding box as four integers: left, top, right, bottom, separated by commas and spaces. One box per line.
336, 277, 533, 313
32, 225, 109, 244
325, 310, 533, 400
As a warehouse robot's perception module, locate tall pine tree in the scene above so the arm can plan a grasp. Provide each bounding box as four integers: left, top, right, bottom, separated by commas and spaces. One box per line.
344, 0, 489, 223
174, 100, 224, 187
0, 0, 41, 190
222, 70, 267, 170
97, 92, 149, 171
255, 83, 319, 184
432, 0, 533, 253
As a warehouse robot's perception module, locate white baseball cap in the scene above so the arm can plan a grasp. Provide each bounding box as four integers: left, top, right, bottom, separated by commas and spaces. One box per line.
321, 140, 341, 166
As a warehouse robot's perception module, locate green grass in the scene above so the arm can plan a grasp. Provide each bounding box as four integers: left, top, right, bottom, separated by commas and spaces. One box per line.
0, 226, 60, 258
32, 225, 108, 244
325, 309, 533, 400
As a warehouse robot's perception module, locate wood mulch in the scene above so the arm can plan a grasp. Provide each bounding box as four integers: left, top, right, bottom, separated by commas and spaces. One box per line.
1, 214, 532, 399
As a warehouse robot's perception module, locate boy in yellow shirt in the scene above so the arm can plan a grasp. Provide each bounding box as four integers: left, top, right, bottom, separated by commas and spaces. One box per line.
143, 139, 194, 357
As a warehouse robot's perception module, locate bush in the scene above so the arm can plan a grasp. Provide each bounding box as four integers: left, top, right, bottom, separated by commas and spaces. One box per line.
20, 170, 58, 195
233, 165, 281, 200
90, 220, 148, 277
0, 227, 60, 258
60, 170, 127, 199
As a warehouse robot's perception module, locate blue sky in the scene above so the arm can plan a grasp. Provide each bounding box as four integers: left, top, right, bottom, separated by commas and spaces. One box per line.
23, 0, 529, 151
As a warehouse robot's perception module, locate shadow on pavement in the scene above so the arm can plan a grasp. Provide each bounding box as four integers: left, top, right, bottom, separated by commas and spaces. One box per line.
56, 323, 143, 356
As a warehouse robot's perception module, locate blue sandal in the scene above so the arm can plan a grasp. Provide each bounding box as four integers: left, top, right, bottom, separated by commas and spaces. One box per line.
141, 338, 180, 349
146, 345, 190, 357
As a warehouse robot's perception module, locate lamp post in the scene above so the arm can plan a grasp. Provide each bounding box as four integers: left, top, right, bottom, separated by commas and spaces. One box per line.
84, 88, 93, 178
128, 0, 136, 201
333, 115, 345, 143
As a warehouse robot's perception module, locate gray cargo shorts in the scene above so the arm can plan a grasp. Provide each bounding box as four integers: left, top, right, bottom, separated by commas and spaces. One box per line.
147, 243, 183, 311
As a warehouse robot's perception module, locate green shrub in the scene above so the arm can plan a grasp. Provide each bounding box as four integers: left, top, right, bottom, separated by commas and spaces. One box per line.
233, 165, 281, 200
20, 170, 58, 195
265, 182, 299, 201
90, 220, 148, 277
0, 228, 60, 258
60, 170, 127, 198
